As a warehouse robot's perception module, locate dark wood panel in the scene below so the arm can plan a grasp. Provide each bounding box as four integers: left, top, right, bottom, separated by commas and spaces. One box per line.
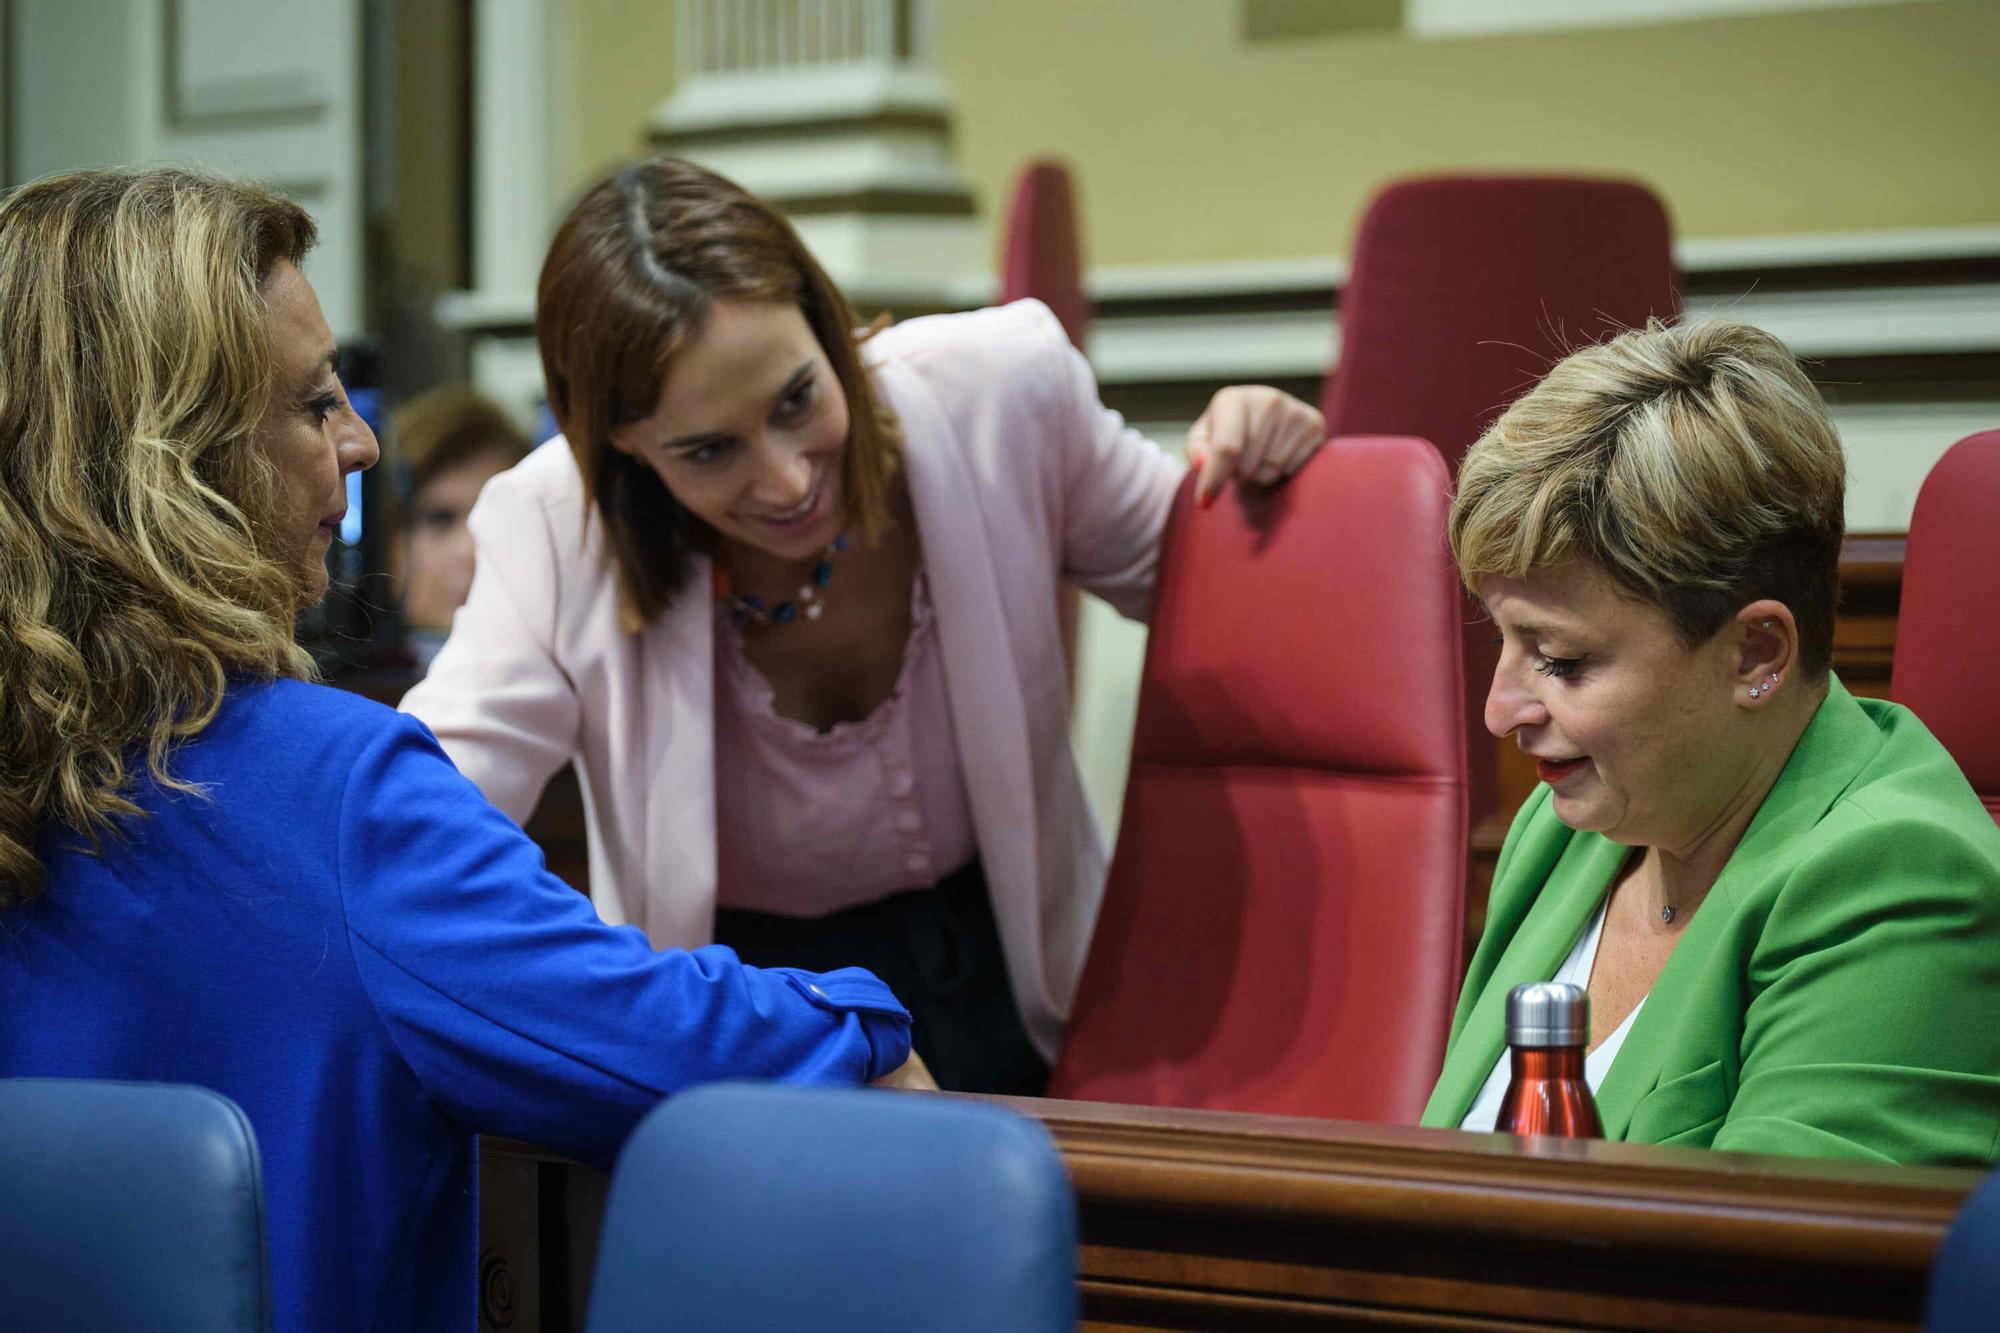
481, 1095, 1976, 1332
479, 1141, 609, 1333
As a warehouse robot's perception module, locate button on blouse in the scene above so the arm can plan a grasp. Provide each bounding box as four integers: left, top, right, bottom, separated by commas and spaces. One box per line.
713, 569, 979, 916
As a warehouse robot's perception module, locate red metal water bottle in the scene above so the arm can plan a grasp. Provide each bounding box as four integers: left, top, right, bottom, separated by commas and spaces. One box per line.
1495, 982, 1603, 1138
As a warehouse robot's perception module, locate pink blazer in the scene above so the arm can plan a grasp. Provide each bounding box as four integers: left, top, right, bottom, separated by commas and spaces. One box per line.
401, 300, 1182, 1057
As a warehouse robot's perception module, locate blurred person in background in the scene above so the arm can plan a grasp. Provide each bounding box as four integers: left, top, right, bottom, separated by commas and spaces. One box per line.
386, 386, 532, 665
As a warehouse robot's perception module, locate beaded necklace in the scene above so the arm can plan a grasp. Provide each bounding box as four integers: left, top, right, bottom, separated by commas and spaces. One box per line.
717, 534, 849, 628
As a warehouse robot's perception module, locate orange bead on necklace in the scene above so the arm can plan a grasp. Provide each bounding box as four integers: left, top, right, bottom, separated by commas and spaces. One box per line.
716, 534, 849, 628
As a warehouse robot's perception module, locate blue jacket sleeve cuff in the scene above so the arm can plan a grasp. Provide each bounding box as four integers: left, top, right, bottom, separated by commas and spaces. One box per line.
775, 966, 912, 1079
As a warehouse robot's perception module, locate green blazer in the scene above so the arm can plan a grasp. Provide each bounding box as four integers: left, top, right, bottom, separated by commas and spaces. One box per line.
1422, 678, 2000, 1165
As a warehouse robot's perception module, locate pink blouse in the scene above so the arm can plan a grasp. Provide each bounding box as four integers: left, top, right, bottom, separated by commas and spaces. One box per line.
713, 571, 979, 916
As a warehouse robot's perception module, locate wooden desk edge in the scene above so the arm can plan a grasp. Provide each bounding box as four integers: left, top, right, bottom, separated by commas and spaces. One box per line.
487, 1092, 1981, 1261
481, 1095, 1979, 1332
991, 1097, 1980, 1268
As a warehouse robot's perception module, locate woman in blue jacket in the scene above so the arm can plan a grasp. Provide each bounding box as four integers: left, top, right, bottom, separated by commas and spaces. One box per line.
0, 167, 919, 1332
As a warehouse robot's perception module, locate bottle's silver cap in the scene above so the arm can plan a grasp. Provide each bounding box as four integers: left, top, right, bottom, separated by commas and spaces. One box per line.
1506, 981, 1590, 1048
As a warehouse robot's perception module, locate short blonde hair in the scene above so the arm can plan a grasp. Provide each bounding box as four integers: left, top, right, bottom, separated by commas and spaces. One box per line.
0, 167, 316, 903
1450, 318, 1845, 675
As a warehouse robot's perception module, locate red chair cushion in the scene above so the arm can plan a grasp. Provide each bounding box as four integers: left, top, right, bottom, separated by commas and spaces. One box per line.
999, 160, 1087, 351
1052, 437, 1467, 1123
1324, 174, 1679, 468
1892, 429, 2000, 823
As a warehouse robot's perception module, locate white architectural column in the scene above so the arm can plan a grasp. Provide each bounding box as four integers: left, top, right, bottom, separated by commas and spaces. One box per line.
442, 0, 983, 419
470, 0, 565, 304
652, 0, 984, 308
436, 0, 573, 429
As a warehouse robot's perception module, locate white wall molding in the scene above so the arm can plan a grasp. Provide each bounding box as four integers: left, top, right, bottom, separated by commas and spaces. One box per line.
1679, 283, 2000, 359
652, 64, 958, 135
435, 287, 539, 332
1068, 227, 2000, 535
1407, 0, 1923, 39
1084, 281, 2000, 389
1677, 225, 2000, 269
1837, 403, 1999, 531
650, 0, 981, 309
659, 129, 978, 204
442, 222, 2000, 481
1073, 225, 2000, 388
1088, 309, 1336, 386
1078, 224, 2000, 302
788, 213, 985, 305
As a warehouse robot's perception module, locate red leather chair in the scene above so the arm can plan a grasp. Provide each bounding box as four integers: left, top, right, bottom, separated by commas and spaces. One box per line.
999, 158, 1089, 673
1322, 174, 1680, 828
998, 158, 1087, 349
1050, 437, 1467, 1124
1891, 429, 2000, 824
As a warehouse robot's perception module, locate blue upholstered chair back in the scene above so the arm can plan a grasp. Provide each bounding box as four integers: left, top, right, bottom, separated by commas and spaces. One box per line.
585, 1083, 1078, 1333
1927, 1170, 2000, 1330
0, 1078, 272, 1332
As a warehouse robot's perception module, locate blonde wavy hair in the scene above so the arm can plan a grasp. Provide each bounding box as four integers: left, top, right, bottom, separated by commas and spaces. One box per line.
1451, 318, 1846, 676
0, 167, 319, 904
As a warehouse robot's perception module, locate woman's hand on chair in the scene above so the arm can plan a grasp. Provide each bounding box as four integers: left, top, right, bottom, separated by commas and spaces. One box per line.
871, 1048, 938, 1092
1185, 386, 1327, 507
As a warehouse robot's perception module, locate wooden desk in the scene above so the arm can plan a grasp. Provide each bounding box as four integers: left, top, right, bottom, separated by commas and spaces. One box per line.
480, 1096, 1978, 1332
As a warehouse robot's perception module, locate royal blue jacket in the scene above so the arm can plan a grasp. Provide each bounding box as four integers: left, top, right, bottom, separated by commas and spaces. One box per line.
1, 678, 911, 1331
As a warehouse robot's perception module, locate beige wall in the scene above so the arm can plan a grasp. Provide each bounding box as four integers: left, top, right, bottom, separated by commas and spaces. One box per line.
567, 0, 677, 198
565, 0, 1999, 262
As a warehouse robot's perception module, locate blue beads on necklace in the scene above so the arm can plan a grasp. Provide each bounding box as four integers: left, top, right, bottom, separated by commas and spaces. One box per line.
730, 533, 848, 628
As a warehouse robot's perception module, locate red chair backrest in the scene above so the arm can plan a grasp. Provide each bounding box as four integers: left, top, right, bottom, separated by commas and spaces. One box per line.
1000, 158, 1089, 677
1322, 173, 1679, 827
1891, 429, 2000, 824
1051, 437, 1467, 1124
1324, 174, 1679, 464
998, 159, 1088, 350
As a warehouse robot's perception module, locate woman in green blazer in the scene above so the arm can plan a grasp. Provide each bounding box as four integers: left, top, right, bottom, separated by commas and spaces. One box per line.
1419, 319, 2000, 1166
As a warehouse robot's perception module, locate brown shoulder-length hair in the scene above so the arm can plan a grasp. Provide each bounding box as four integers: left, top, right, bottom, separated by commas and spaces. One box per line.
536, 157, 901, 630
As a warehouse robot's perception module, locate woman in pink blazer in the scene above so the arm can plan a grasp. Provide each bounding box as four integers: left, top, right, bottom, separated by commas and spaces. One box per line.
401, 158, 1323, 1092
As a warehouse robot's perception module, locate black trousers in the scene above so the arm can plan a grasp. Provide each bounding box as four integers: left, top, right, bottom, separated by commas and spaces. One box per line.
713, 859, 1050, 1096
